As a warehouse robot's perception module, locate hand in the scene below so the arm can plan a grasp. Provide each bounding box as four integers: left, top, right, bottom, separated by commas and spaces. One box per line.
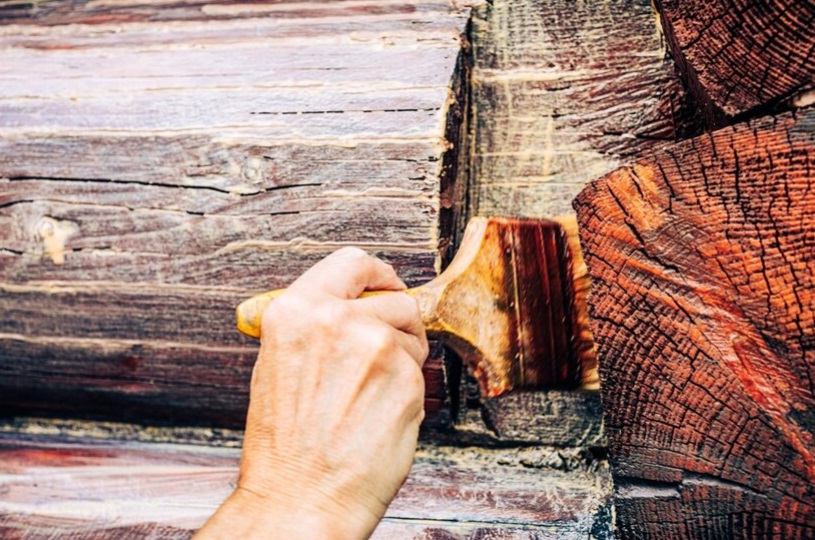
196, 248, 429, 539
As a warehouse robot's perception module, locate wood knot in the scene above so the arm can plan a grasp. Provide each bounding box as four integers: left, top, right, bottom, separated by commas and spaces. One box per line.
36, 216, 79, 265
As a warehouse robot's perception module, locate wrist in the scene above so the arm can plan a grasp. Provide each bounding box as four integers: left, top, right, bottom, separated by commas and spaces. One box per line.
196, 485, 376, 540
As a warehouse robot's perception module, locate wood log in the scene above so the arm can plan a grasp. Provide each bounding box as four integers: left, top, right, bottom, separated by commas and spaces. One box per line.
0, 1, 469, 429
0, 429, 612, 539
469, 0, 704, 220
461, 0, 705, 446
654, 0, 815, 127
574, 108, 815, 538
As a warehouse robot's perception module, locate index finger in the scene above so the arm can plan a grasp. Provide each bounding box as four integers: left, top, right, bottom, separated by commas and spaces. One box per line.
354, 293, 429, 366
289, 247, 406, 299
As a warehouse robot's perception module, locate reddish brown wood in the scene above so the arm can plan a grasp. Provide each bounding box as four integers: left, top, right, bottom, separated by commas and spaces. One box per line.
654, 0, 815, 126
0, 431, 612, 539
574, 108, 815, 538
0, 1, 468, 429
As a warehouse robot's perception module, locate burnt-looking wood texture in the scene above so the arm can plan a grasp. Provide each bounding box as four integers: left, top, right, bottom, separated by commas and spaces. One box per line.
0, 430, 612, 540
654, 0, 815, 127
574, 108, 815, 538
0, 1, 469, 429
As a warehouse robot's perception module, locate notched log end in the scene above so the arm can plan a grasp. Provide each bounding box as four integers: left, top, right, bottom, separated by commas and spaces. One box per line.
574, 108, 815, 538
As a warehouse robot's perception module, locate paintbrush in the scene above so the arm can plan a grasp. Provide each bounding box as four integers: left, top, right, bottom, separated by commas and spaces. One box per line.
235, 217, 582, 398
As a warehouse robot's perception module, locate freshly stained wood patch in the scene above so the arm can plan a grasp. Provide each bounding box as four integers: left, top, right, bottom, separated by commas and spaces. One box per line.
575, 109, 815, 538
655, 0, 815, 126
0, 1, 469, 428
0, 431, 612, 539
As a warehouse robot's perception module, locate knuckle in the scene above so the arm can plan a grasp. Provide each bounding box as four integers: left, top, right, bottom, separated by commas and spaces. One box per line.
260, 292, 301, 333
398, 360, 425, 396
409, 364, 426, 395
313, 300, 353, 330
369, 326, 396, 356
417, 334, 430, 361
265, 291, 299, 315
332, 246, 368, 260
399, 362, 426, 418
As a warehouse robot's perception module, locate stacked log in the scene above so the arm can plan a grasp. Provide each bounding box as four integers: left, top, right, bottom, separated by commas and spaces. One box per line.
576, 1, 815, 536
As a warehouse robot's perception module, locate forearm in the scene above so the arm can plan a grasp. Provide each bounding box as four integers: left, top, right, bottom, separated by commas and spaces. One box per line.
195, 487, 351, 540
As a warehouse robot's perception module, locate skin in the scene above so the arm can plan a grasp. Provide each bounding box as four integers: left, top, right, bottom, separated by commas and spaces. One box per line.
195, 247, 429, 539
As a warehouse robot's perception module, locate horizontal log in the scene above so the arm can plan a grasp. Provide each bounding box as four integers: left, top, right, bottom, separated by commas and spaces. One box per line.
0, 195, 440, 285
0, 140, 445, 196
574, 108, 815, 538
0, 326, 448, 431
1, 0, 458, 26
0, 431, 612, 539
0, 1, 469, 427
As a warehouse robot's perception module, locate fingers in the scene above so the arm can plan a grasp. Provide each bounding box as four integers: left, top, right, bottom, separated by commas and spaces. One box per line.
353, 293, 429, 366
290, 248, 405, 299
353, 292, 424, 338
389, 328, 429, 367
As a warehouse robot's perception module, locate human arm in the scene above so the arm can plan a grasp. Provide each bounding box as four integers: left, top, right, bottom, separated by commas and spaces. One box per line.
195, 247, 429, 539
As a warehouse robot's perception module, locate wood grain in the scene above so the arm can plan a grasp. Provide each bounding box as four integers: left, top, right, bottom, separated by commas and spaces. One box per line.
654, 0, 815, 126
0, 431, 612, 539
0, 1, 469, 428
469, 0, 703, 220
574, 108, 815, 538
460, 0, 706, 450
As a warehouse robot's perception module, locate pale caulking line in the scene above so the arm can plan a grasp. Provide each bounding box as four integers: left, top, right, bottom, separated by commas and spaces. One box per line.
0, 332, 253, 354
0, 281, 255, 296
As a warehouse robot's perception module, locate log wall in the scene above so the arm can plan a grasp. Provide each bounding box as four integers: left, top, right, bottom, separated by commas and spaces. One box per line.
0, 0, 469, 429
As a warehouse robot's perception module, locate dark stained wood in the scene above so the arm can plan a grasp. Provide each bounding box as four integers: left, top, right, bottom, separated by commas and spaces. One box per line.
574, 108, 815, 538
479, 391, 604, 447
0, 333, 448, 431
0, 1, 469, 428
654, 0, 815, 127
0, 430, 612, 539
446, 390, 606, 448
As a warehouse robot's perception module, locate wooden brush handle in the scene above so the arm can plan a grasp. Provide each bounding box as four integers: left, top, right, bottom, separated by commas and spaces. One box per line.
236, 288, 419, 339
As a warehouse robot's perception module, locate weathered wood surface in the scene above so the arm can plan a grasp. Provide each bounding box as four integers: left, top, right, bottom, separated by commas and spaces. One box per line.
0, 430, 613, 539
654, 0, 815, 127
458, 0, 704, 449
574, 108, 815, 538
0, 1, 469, 428
469, 0, 703, 220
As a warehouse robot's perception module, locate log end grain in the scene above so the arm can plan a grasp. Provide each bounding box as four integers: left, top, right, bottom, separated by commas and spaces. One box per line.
574, 107, 815, 537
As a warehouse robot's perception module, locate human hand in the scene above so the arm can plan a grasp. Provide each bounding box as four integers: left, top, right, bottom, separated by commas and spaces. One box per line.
196, 248, 429, 539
